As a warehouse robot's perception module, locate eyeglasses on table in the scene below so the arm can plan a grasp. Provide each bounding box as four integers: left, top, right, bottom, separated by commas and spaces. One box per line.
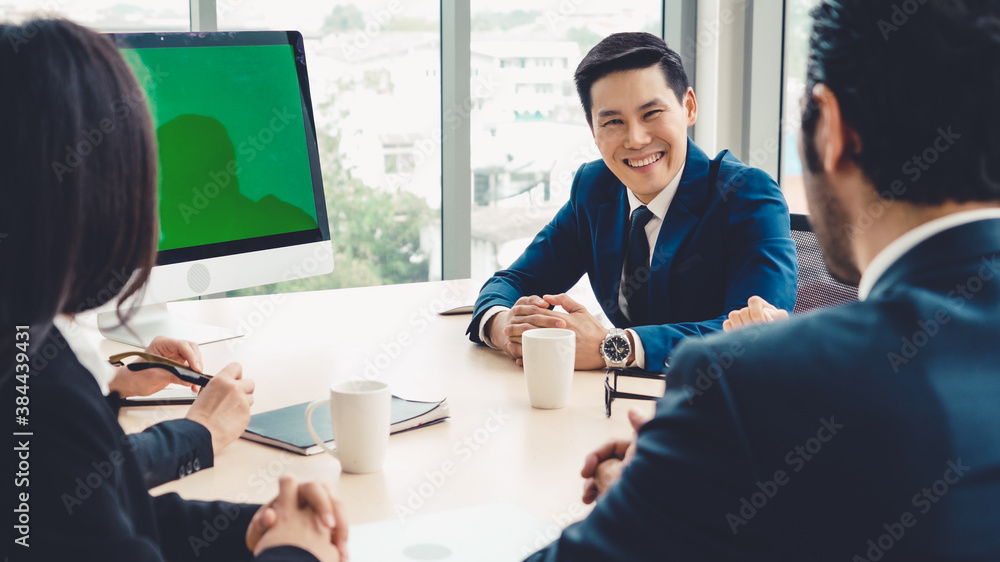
108, 351, 213, 387
604, 367, 667, 417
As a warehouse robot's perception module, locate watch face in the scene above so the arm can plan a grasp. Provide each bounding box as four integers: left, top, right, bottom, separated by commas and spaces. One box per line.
602, 335, 629, 362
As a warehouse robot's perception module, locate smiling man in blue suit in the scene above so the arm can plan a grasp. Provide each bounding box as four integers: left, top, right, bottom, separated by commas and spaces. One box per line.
467, 32, 798, 371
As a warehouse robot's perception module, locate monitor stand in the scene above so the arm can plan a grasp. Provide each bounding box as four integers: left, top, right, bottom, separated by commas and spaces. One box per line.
97, 303, 242, 348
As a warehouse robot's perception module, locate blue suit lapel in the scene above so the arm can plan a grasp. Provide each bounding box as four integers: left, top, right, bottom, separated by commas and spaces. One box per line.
648, 139, 712, 322
597, 188, 629, 325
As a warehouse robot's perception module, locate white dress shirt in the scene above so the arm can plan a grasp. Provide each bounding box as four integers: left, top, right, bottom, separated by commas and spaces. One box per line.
480, 161, 686, 370
857, 208, 1000, 300
617, 162, 685, 368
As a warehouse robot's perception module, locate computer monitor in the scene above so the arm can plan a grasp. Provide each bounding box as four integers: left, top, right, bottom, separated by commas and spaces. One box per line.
98, 30, 334, 347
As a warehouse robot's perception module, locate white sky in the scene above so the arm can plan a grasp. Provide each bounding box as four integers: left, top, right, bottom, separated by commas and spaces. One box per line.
1, 1, 661, 28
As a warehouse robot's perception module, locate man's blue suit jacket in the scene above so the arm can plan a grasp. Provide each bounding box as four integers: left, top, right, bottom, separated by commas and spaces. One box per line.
468, 139, 798, 370
527, 218, 1000, 561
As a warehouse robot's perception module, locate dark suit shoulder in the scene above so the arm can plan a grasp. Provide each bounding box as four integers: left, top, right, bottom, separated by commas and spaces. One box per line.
673, 300, 873, 381
667, 298, 944, 413
663, 289, 1000, 558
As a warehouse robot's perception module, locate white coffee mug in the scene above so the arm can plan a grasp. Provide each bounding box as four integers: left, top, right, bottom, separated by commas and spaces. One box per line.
305, 380, 391, 474
522, 328, 576, 409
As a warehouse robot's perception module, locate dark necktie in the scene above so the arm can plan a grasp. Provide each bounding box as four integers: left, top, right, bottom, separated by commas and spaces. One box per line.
625, 205, 654, 326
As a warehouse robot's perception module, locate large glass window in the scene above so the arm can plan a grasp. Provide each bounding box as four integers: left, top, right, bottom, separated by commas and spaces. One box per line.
1, 1, 683, 288
780, 0, 821, 215
0, 1, 189, 31
219, 1, 442, 294
468, 2, 663, 282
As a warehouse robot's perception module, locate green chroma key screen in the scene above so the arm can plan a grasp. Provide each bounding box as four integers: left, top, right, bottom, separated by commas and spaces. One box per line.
120, 43, 320, 253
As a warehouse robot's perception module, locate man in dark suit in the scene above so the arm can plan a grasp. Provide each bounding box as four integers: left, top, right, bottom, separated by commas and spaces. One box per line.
527, 0, 1000, 560
468, 32, 798, 371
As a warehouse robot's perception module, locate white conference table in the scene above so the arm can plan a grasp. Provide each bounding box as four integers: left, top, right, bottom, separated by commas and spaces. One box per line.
94, 280, 662, 535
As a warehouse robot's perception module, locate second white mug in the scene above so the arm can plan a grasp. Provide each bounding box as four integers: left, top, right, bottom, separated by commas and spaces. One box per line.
522, 328, 576, 409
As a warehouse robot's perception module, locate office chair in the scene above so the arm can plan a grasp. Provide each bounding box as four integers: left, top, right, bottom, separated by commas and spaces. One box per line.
790, 213, 859, 313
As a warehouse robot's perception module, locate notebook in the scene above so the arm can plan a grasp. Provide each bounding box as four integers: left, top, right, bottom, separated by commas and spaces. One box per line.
242, 396, 449, 455
120, 385, 197, 406
349, 503, 551, 561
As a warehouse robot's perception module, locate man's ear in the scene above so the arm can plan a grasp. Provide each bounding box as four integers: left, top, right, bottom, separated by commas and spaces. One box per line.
811, 84, 860, 173
684, 88, 698, 126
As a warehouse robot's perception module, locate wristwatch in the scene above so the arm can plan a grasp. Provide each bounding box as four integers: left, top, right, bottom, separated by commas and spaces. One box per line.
600, 328, 632, 369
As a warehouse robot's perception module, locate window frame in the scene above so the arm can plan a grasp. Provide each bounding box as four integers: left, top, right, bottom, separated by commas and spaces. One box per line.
190, 0, 708, 281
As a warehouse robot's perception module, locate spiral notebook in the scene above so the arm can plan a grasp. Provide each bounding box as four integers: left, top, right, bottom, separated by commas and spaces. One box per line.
241, 396, 449, 455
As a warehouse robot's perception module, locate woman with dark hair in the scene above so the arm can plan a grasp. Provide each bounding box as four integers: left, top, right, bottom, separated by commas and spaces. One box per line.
1, 19, 345, 561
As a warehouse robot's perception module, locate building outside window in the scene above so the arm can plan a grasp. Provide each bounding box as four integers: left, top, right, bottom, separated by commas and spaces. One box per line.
217, 1, 443, 294
468, 2, 662, 282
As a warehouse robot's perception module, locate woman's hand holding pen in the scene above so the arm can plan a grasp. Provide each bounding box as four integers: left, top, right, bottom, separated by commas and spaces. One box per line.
108, 336, 205, 397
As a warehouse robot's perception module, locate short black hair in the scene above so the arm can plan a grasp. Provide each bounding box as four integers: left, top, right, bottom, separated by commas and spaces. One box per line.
801, 0, 1000, 204
574, 32, 689, 128
0, 19, 158, 377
